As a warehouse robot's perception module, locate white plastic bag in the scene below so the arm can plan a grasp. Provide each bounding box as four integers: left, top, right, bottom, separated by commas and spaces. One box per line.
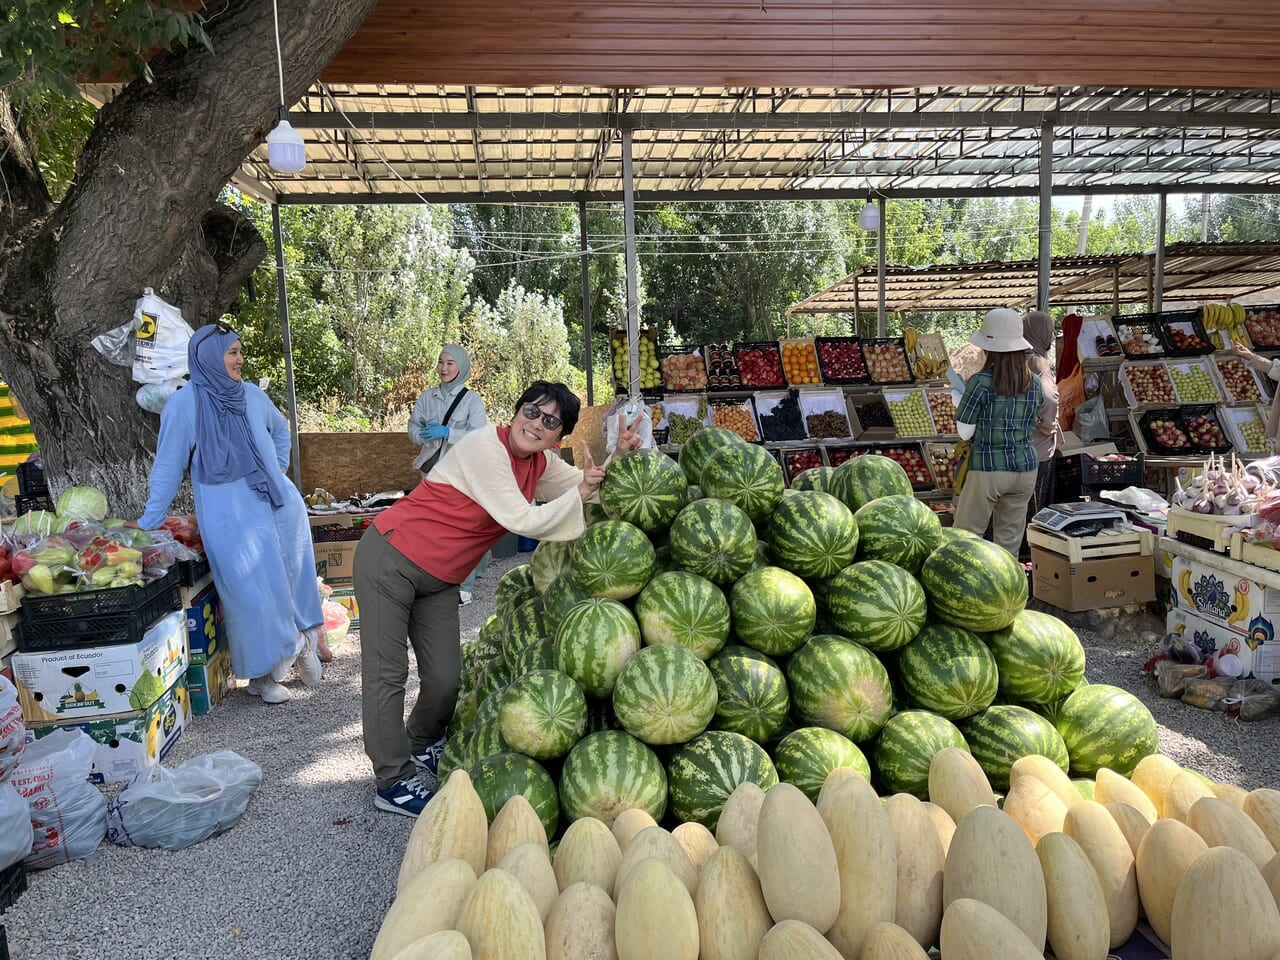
11, 728, 106, 869
105, 750, 262, 851
0, 675, 25, 782
0, 782, 33, 870
131, 288, 194, 384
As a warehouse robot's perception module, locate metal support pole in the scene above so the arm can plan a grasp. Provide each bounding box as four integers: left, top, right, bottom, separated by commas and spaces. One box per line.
578, 197, 594, 405
1154, 192, 1168, 312
621, 128, 641, 401
272, 203, 303, 491
877, 196, 887, 336
1037, 124, 1054, 311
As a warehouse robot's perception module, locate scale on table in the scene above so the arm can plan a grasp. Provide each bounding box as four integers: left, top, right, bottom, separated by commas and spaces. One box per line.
1031, 501, 1129, 536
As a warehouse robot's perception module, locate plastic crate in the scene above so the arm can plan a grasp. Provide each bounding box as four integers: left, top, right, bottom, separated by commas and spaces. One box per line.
733, 341, 786, 389
814, 336, 870, 384
609, 327, 662, 394
16, 461, 46, 498
703, 340, 743, 390
925, 440, 961, 493
1157, 311, 1215, 357
779, 338, 823, 387
780, 446, 824, 484
658, 346, 708, 393
311, 522, 365, 543
1054, 452, 1145, 500
1243, 304, 1280, 349
1179, 403, 1233, 454
860, 337, 915, 385
16, 566, 181, 652
1113, 316, 1168, 359
0, 861, 25, 913
866, 440, 935, 489
176, 554, 211, 587
13, 494, 54, 517
825, 444, 865, 469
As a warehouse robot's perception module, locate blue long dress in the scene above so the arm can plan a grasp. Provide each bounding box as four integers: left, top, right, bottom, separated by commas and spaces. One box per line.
139, 384, 323, 680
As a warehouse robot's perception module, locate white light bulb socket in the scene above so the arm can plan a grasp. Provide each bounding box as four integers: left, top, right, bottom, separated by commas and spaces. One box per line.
859, 202, 881, 232
267, 118, 306, 174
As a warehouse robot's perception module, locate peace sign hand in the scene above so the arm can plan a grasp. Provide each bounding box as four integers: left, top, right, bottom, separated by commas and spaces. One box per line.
578, 446, 606, 501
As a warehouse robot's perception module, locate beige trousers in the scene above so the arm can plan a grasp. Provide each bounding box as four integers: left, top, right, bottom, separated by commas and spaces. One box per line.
955, 468, 1037, 557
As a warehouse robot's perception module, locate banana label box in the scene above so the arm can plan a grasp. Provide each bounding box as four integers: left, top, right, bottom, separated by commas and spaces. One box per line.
24, 678, 191, 784
185, 645, 233, 716
1171, 553, 1280, 646
10, 610, 188, 723
1166, 607, 1278, 683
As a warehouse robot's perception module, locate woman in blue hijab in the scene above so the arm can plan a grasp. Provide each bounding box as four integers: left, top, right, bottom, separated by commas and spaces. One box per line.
138, 323, 324, 704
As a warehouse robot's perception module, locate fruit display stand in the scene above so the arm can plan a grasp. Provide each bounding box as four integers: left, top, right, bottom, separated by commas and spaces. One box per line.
708, 396, 760, 442
882, 387, 937, 438
1220, 405, 1271, 456
1166, 357, 1225, 405
753, 390, 808, 443
1212, 355, 1271, 403
813, 336, 869, 384
609, 327, 662, 396
778, 337, 822, 387
796, 387, 853, 442
732, 341, 786, 390
658, 345, 708, 393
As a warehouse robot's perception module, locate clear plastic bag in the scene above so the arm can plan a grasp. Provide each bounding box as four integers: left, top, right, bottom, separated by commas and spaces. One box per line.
0, 782, 33, 871
105, 750, 262, 851
1224, 679, 1280, 722
1074, 395, 1111, 442
1155, 661, 1209, 698
0, 675, 25, 782
1181, 677, 1236, 711
11, 729, 106, 869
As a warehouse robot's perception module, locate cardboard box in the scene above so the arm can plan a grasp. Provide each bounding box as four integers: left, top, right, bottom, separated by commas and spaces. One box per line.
314, 539, 358, 585
23, 677, 191, 784
1031, 548, 1156, 612
1056, 431, 1120, 457
0, 610, 18, 660
1169, 547, 1280, 646
10, 609, 188, 723
185, 646, 234, 716
1166, 607, 1279, 683
184, 581, 225, 665
179, 572, 214, 610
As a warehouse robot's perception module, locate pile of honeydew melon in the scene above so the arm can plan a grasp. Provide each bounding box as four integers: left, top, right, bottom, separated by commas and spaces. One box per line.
370, 749, 1280, 960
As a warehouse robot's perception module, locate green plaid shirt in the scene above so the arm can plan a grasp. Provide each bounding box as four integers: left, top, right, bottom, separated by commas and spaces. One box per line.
955, 371, 1042, 473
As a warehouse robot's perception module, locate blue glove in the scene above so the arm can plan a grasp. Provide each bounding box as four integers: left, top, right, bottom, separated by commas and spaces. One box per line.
422, 423, 449, 441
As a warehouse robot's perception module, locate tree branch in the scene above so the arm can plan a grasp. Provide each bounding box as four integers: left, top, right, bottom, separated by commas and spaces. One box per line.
0, 93, 53, 275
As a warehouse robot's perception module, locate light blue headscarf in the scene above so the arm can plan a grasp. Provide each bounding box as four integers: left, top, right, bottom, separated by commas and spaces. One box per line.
440, 344, 471, 398
188, 324, 288, 509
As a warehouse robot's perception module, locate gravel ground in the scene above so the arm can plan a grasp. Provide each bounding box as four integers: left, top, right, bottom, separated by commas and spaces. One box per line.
5, 564, 1279, 958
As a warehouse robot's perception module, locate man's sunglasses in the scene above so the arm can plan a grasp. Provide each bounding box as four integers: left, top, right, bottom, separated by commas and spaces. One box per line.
520, 403, 562, 431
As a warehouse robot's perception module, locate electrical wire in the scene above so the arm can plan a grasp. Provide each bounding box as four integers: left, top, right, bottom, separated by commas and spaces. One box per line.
271, 0, 285, 107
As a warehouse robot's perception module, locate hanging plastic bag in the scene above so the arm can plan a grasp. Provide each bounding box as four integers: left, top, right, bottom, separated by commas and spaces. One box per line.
0, 782, 33, 870
1073, 396, 1111, 443
11, 728, 106, 870
0, 675, 24, 782
135, 378, 185, 414
131, 289, 194, 385
604, 400, 655, 456
105, 750, 262, 851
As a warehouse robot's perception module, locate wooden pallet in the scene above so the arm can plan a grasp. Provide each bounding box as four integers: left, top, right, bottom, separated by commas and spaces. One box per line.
1027, 524, 1154, 562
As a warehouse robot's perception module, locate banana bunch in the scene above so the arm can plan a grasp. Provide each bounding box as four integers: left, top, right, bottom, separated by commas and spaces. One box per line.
1202, 302, 1247, 334
1228, 584, 1250, 626
904, 327, 950, 380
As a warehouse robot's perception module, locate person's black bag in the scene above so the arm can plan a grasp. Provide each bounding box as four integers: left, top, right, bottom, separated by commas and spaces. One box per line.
419, 388, 469, 474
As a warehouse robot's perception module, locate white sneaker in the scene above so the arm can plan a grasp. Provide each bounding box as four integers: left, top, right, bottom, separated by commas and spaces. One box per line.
247, 677, 292, 704
296, 629, 324, 687
458, 591, 473, 606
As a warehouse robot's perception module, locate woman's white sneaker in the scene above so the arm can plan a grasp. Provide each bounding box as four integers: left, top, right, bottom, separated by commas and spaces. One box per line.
246, 677, 292, 704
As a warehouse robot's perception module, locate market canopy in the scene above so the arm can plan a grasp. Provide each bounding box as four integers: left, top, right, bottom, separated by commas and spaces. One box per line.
785, 242, 1280, 317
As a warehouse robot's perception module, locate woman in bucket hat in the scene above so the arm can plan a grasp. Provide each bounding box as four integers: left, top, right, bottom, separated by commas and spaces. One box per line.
954, 308, 1051, 556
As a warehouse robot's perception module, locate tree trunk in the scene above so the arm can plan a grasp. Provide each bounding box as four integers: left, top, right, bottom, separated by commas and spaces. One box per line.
0, 0, 378, 516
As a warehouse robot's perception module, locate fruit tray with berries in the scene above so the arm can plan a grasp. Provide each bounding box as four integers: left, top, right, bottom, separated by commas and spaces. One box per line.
846, 394, 897, 440
1220, 405, 1272, 455
1133, 405, 1231, 455
658, 346, 709, 393
925, 441, 963, 493
1119, 360, 1178, 407
814, 336, 870, 384
797, 387, 853, 442
732, 342, 787, 389
1166, 358, 1224, 405
883, 388, 938, 438
754, 390, 809, 443
709, 397, 761, 442
860, 337, 916, 385
1156, 312, 1215, 358
865, 441, 936, 490
1113, 317, 1167, 359
702, 340, 743, 390
780, 446, 825, 485
1213, 356, 1271, 404
779, 338, 824, 387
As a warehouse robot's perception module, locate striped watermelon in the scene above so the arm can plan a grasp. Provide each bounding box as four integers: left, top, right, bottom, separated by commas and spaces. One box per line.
509, 636, 558, 677
669, 498, 757, 585
873, 709, 969, 798
772, 727, 871, 802
635, 570, 731, 660
789, 465, 836, 493
919, 537, 1027, 632
530, 539, 576, 593
583, 502, 610, 526
767, 490, 860, 580
542, 573, 590, 628
503, 597, 550, 669
1054, 683, 1158, 777
960, 705, 1070, 791
785, 635, 894, 742
1029, 680, 1088, 727
707, 645, 790, 744
986, 609, 1087, 705
830, 454, 913, 513
499, 669, 588, 759
854, 494, 943, 575
667, 730, 779, 829
494, 564, 537, 627
896, 622, 999, 721
572, 519, 656, 600
468, 751, 560, 839
555, 597, 641, 698
935, 526, 980, 545
699, 442, 786, 521
685, 484, 705, 504
729, 565, 816, 656
474, 659, 511, 708
558, 729, 668, 825
678, 426, 747, 486
826, 559, 927, 652
611, 644, 718, 745
600, 448, 690, 532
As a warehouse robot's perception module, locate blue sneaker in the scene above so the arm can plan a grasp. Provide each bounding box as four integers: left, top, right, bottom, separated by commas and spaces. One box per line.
411, 736, 447, 776
374, 773, 436, 818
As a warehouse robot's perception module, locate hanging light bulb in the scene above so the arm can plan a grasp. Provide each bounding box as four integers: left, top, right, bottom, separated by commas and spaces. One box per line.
858, 190, 880, 232
266, 0, 306, 174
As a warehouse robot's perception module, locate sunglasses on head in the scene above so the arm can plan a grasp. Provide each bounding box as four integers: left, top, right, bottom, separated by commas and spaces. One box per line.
520, 403, 562, 431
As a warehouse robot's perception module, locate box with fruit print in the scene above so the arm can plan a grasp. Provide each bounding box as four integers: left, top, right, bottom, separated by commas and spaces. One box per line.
658, 346, 708, 393
1166, 608, 1277, 685
709, 397, 760, 443
1167, 358, 1224, 405
1213, 356, 1271, 404
1156, 312, 1214, 357
860, 337, 915, 385
845, 394, 896, 441
813, 337, 870, 385
1243, 304, 1280, 349
754, 391, 808, 443
796, 388, 852, 442
882, 388, 937, 438
1169, 547, 1280, 665
780, 446, 824, 485
1120, 360, 1178, 407
732, 342, 786, 390
778, 338, 823, 387
1221, 406, 1272, 456
1132, 405, 1232, 456
867, 441, 935, 490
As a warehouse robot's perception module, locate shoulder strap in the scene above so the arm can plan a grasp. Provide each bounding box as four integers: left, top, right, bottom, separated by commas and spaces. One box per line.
440, 387, 468, 427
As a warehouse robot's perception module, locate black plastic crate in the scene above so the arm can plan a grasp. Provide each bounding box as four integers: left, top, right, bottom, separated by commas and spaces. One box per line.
0, 861, 26, 914
16, 567, 181, 652
176, 554, 211, 586
732, 341, 787, 390
860, 337, 916, 385
703, 340, 743, 390
814, 336, 871, 385
657, 345, 708, 393
780, 446, 824, 484
311, 522, 365, 543
16, 460, 46, 498
13, 494, 54, 517
866, 440, 935, 489
1180, 403, 1233, 454
1054, 452, 1145, 500
1157, 311, 1215, 357
1113, 316, 1168, 359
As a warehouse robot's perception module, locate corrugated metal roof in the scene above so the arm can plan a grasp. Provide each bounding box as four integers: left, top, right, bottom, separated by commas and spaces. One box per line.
785, 242, 1280, 315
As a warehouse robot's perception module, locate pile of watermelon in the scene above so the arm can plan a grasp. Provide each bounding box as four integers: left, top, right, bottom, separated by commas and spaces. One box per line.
444, 427, 1159, 839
